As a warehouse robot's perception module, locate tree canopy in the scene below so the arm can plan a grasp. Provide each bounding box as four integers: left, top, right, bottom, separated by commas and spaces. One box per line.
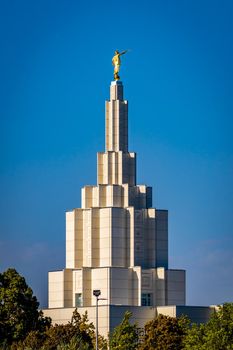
0, 268, 51, 346
0, 268, 107, 349
183, 303, 233, 350
109, 311, 139, 350
139, 314, 189, 350
1, 268, 232, 350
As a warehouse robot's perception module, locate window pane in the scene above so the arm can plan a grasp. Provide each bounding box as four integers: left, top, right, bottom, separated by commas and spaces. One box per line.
141, 293, 152, 306
75, 293, 82, 307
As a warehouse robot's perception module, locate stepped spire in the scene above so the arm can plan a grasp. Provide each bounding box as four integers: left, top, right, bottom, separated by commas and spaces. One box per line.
45, 75, 188, 339
98, 80, 136, 186
106, 81, 128, 152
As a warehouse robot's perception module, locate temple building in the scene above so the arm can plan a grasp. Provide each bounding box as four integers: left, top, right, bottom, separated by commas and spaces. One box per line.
43, 80, 213, 336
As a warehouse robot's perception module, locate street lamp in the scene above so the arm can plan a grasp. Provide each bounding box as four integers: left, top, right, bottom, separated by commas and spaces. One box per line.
93, 289, 107, 350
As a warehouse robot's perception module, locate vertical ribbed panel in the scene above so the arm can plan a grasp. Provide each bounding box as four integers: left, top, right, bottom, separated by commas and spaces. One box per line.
110, 80, 123, 100
99, 81, 135, 186
105, 81, 128, 152
97, 151, 136, 186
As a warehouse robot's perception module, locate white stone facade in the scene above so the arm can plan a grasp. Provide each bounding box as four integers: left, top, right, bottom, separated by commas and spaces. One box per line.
43, 80, 221, 337
47, 81, 185, 313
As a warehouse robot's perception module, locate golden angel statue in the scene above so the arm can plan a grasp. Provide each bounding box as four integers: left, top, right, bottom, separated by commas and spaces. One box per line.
112, 50, 128, 80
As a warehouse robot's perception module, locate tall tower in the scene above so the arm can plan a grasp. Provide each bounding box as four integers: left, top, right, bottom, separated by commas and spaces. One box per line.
46, 80, 186, 335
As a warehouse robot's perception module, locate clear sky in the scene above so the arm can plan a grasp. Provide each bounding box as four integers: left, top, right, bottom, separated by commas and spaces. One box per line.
0, 0, 232, 308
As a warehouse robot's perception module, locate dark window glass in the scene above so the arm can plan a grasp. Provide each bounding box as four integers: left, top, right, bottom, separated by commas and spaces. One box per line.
141, 293, 152, 306
75, 293, 82, 307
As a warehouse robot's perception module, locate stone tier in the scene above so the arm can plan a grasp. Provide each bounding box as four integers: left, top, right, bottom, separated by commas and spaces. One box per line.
48, 266, 185, 309
97, 151, 136, 186
106, 81, 128, 152
82, 184, 152, 209
66, 207, 168, 270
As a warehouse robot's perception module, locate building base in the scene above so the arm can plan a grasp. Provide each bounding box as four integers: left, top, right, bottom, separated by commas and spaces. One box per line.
43, 304, 214, 338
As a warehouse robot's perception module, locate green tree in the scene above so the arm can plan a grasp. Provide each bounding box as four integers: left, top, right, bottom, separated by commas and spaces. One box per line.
57, 335, 92, 350
13, 311, 96, 350
183, 303, 233, 350
71, 309, 95, 339
42, 322, 93, 349
39, 308, 103, 350
109, 311, 139, 350
0, 268, 51, 346
182, 323, 206, 350
139, 314, 189, 350
71, 309, 107, 350
10, 330, 46, 350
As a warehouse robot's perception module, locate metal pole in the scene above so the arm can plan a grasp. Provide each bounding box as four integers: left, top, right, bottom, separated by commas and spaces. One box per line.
96, 296, 98, 350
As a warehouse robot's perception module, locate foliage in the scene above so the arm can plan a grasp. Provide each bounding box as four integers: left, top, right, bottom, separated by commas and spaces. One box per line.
71, 309, 107, 349
109, 311, 139, 350
71, 309, 107, 350
0, 268, 51, 346
39, 323, 80, 350
139, 314, 189, 350
5, 311, 95, 350
183, 303, 233, 350
10, 330, 46, 349
2, 268, 232, 350
42, 312, 95, 350
0, 268, 105, 349
71, 309, 95, 339
57, 335, 93, 350
94, 333, 108, 350
10, 308, 106, 350
182, 323, 205, 350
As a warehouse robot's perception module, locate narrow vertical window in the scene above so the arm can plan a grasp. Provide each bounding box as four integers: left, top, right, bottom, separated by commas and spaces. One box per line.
75, 293, 83, 307
141, 293, 152, 306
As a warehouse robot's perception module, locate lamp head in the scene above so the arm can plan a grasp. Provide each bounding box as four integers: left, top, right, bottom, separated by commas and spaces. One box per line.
93, 289, 101, 297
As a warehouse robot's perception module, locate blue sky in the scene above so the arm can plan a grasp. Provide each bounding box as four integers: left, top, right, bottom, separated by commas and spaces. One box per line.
0, 0, 232, 308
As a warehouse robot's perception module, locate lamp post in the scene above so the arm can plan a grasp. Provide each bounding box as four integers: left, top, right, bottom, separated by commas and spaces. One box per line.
93, 289, 107, 350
